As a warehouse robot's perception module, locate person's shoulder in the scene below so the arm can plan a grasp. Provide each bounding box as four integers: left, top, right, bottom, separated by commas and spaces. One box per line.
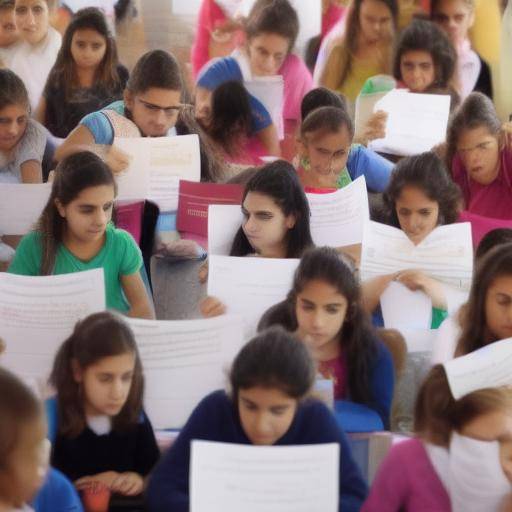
386, 437, 425, 463
18, 230, 43, 249
197, 56, 242, 88
108, 224, 138, 245
26, 118, 48, 140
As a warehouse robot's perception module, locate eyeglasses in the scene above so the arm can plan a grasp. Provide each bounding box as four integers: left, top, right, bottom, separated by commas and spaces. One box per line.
135, 97, 184, 118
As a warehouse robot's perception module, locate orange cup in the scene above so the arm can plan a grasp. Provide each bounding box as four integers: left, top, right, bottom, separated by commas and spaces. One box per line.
81, 484, 111, 512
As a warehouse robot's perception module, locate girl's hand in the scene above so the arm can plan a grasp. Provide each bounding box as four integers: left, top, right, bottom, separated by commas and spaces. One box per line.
110, 472, 144, 496
105, 145, 131, 175
395, 270, 447, 310
75, 471, 120, 491
361, 110, 388, 144
200, 295, 226, 318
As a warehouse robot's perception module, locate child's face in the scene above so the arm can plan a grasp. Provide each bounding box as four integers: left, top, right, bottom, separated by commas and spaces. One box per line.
359, 0, 394, 45
0, 416, 48, 507
124, 87, 182, 137
56, 184, 114, 246
456, 126, 501, 186
0, 103, 29, 153
432, 0, 474, 46
0, 7, 19, 48
70, 28, 107, 72
241, 191, 296, 257
459, 408, 512, 483
485, 274, 512, 342
238, 386, 298, 445
246, 32, 289, 76
74, 353, 136, 418
400, 50, 436, 92
300, 126, 352, 189
295, 279, 348, 357
15, 0, 50, 46
395, 185, 440, 245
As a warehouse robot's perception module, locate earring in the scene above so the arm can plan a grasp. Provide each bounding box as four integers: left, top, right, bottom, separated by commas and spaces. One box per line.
301, 157, 311, 171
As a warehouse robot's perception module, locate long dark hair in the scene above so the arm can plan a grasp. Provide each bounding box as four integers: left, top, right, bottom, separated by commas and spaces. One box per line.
44, 7, 121, 100
230, 160, 313, 257
258, 246, 378, 406
383, 151, 462, 227
36, 151, 116, 275
50, 312, 144, 438
456, 243, 512, 356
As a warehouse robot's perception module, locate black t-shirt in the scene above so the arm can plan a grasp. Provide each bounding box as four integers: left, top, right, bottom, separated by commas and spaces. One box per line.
44, 64, 129, 138
51, 411, 160, 482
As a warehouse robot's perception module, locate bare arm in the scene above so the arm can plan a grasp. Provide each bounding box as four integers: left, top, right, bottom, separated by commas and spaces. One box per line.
54, 124, 97, 162
34, 96, 47, 125
361, 273, 397, 314
121, 272, 155, 319
257, 124, 281, 157
20, 160, 42, 183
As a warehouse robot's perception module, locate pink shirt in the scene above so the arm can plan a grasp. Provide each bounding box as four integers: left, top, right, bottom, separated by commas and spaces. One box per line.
278, 53, 313, 122
362, 438, 451, 512
319, 352, 348, 400
322, 4, 345, 40
452, 148, 512, 220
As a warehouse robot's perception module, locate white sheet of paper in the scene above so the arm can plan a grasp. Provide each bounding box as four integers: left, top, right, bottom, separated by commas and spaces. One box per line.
171, 0, 202, 15
444, 338, 512, 399
307, 176, 369, 247
126, 315, 245, 429
0, 270, 105, 382
245, 76, 284, 139
208, 255, 299, 334
191, 441, 339, 512
207, 204, 243, 256
360, 221, 473, 290
399, 328, 437, 353
114, 135, 201, 212
369, 89, 451, 156
0, 183, 51, 235
380, 281, 432, 330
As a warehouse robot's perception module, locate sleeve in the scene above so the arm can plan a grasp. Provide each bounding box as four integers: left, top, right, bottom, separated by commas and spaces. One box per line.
369, 342, 395, 429
14, 119, 46, 166
116, 229, 143, 276
280, 54, 313, 122
196, 56, 243, 90
249, 94, 273, 133
79, 111, 114, 145
7, 233, 42, 275
134, 411, 160, 476
347, 145, 394, 193
32, 468, 84, 512
431, 307, 448, 329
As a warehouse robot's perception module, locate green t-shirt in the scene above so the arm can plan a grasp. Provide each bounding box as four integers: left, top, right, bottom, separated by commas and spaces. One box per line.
8, 223, 142, 313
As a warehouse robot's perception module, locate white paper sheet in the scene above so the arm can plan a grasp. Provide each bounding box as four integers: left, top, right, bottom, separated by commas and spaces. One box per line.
172, 0, 202, 15
0, 270, 106, 382
307, 176, 369, 247
207, 204, 244, 256
360, 221, 473, 290
398, 328, 437, 353
114, 135, 201, 212
0, 183, 51, 235
369, 89, 451, 156
126, 315, 245, 429
190, 441, 339, 512
444, 338, 512, 399
208, 255, 298, 334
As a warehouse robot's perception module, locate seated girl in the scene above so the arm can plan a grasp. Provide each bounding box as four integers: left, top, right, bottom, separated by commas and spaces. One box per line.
363, 362, 512, 511
320, 0, 398, 104
36, 7, 129, 139
446, 92, 512, 220
362, 151, 462, 328
431, 0, 492, 100
0, 68, 46, 183
258, 246, 395, 429
50, 311, 160, 499
146, 327, 368, 512
8, 151, 154, 318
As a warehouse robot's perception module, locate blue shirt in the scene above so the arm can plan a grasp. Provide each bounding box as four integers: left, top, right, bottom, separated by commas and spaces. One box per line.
347, 144, 393, 193
32, 468, 83, 512
146, 390, 367, 512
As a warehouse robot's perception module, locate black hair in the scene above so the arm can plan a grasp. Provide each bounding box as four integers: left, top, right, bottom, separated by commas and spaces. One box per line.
300, 87, 348, 121
0, 68, 29, 111
475, 229, 512, 262
300, 105, 354, 141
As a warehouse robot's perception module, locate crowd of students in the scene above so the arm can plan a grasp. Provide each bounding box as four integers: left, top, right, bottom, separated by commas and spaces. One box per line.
1, 0, 512, 511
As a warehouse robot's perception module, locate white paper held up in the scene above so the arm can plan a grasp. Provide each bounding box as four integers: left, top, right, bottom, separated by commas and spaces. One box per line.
190, 441, 339, 512
207, 204, 243, 256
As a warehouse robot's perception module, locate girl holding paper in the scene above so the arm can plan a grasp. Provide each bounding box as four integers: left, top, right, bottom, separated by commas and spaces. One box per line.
49, 311, 160, 499
362, 152, 462, 328
146, 327, 368, 512
363, 358, 512, 512
258, 246, 395, 429
446, 92, 512, 220
8, 151, 155, 319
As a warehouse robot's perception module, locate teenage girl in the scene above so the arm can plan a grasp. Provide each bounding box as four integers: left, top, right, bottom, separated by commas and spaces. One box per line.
49, 311, 160, 497
363, 362, 512, 511
446, 92, 512, 220
320, 0, 398, 104
146, 327, 368, 512
0, 68, 46, 183
431, 0, 493, 100
8, 151, 154, 319
362, 151, 462, 328
258, 246, 395, 428
36, 7, 129, 139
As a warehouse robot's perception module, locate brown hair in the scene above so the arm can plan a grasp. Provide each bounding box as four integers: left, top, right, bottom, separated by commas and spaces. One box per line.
50, 311, 144, 438
300, 105, 354, 141
0, 68, 29, 112
415, 364, 512, 446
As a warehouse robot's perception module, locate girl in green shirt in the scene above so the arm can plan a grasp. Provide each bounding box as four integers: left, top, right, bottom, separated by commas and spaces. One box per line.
8, 151, 154, 319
